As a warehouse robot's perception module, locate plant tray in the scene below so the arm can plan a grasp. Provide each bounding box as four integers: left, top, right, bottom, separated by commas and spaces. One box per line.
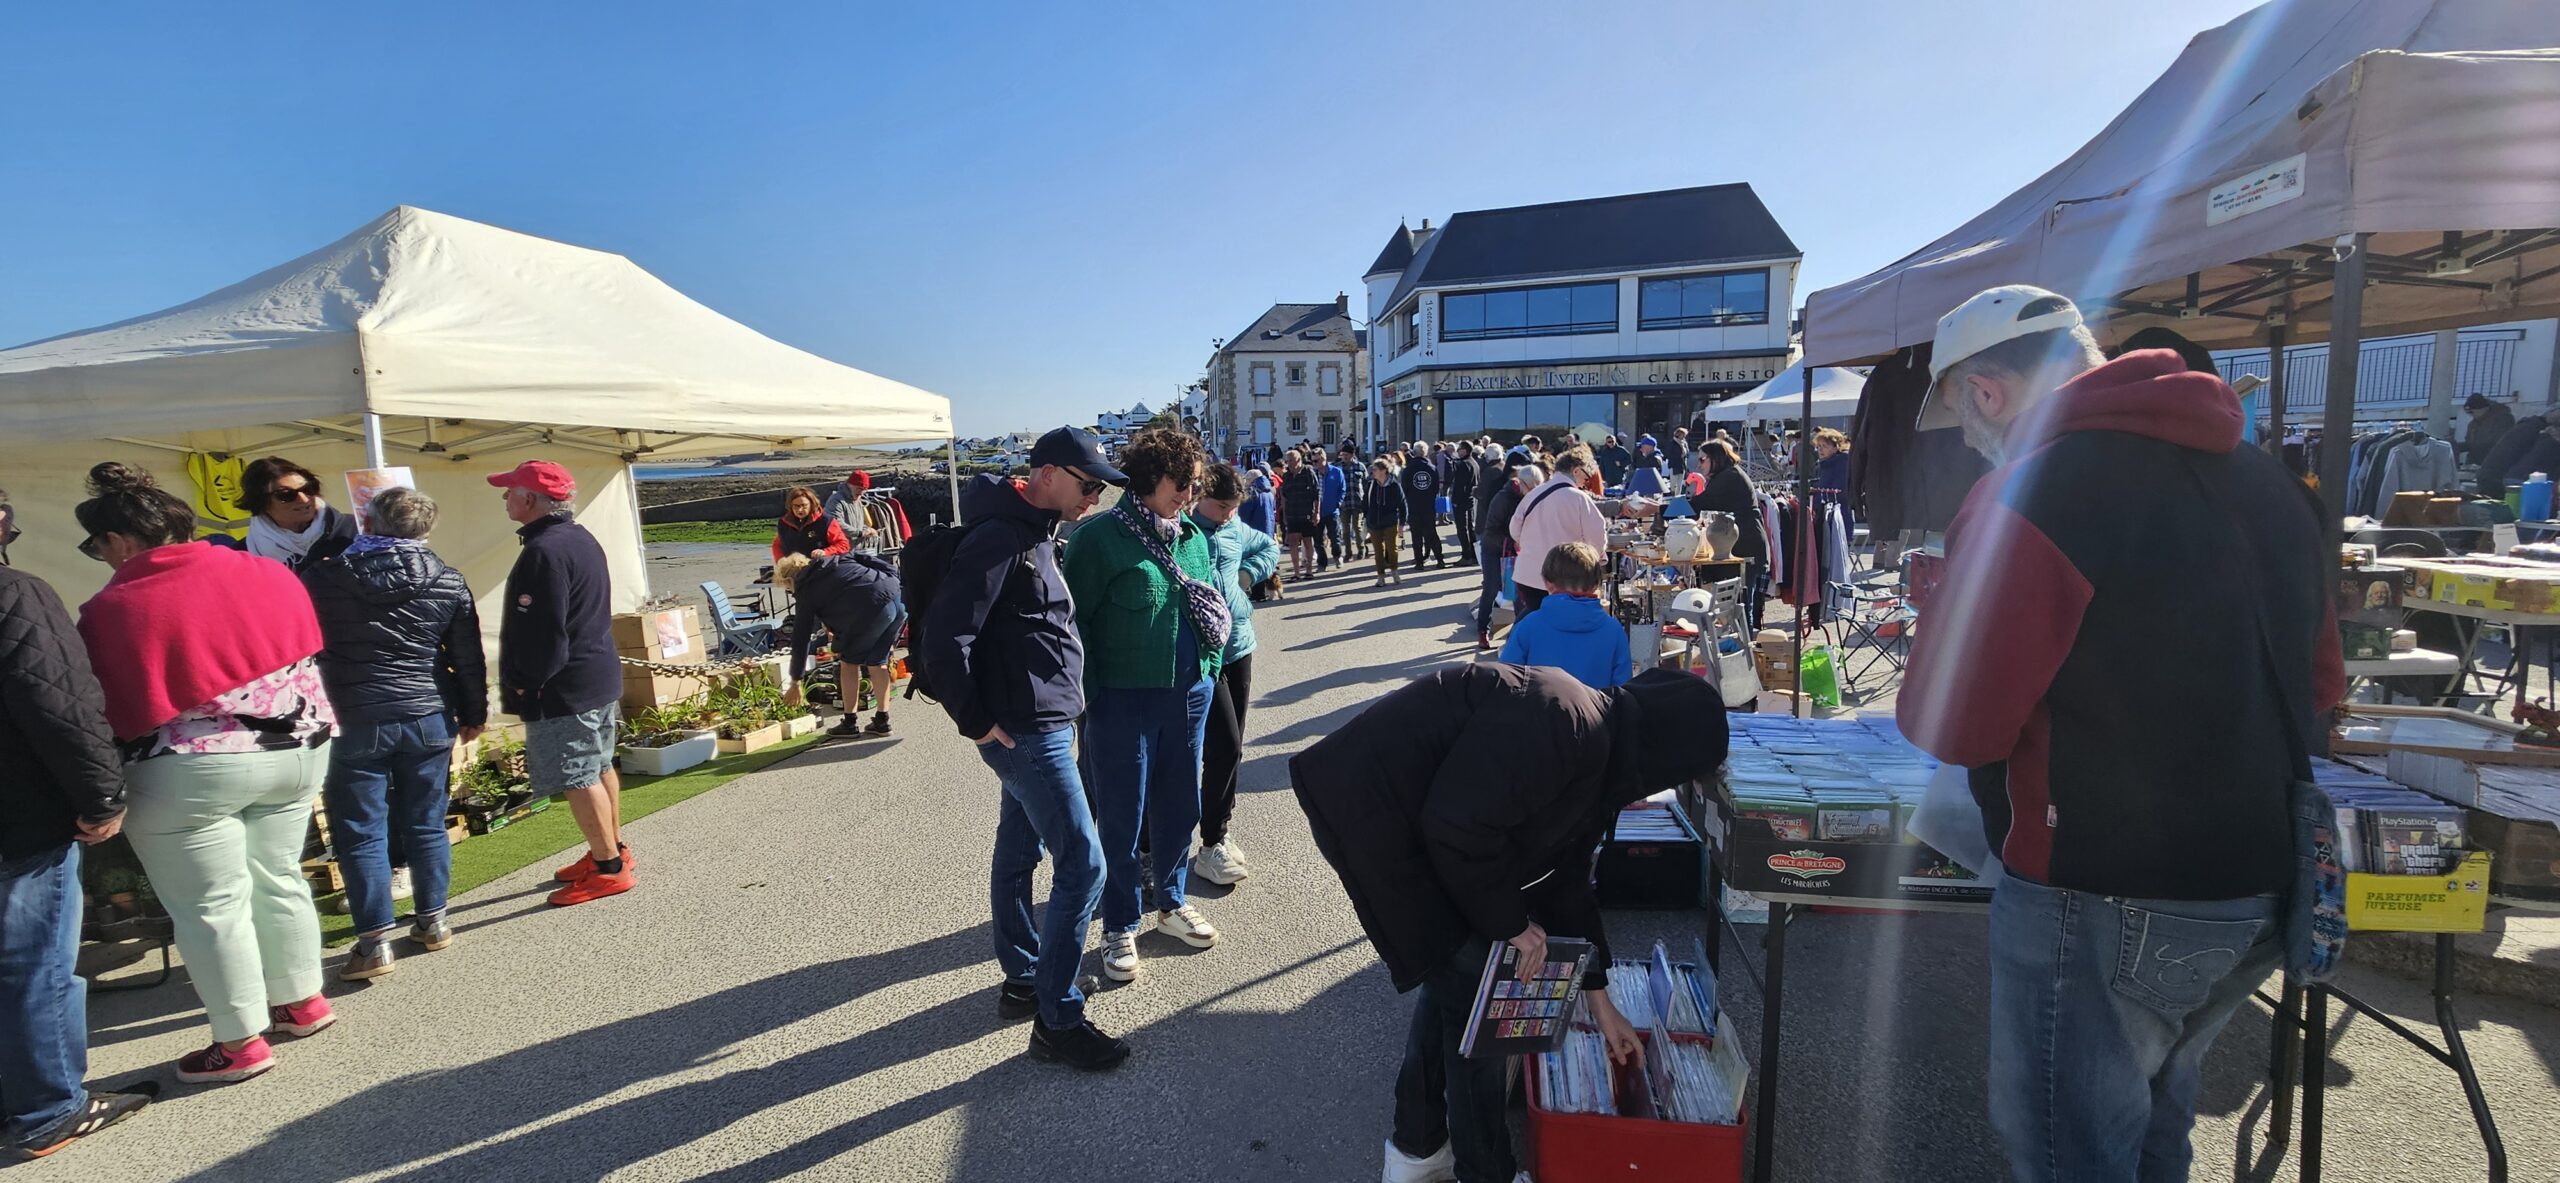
781, 714, 822, 738
618, 729, 716, 776
716, 723, 786, 754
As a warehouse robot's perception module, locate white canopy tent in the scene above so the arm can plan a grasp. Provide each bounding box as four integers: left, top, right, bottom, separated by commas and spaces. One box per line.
1800, 0, 2560, 519
0, 205, 954, 624
1700, 361, 1868, 423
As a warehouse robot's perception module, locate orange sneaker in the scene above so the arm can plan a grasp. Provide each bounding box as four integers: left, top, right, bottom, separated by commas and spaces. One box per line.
553, 844, 633, 882
548, 869, 634, 907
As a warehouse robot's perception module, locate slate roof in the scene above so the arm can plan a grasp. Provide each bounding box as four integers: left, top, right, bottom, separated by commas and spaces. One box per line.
1378, 183, 1798, 314
1222, 303, 1362, 354
1366, 223, 1419, 277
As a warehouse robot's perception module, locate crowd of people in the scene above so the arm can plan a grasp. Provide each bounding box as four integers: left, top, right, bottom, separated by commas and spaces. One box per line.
1, 455, 630, 1157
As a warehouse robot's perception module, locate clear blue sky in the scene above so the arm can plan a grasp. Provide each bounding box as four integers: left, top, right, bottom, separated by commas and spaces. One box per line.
0, 0, 2265, 438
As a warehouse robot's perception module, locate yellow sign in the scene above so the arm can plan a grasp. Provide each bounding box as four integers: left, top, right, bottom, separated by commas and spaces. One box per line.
2345, 850, 2492, 934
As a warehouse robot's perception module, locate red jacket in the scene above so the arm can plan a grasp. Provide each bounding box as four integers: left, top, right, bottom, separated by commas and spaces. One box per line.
79, 542, 324, 740
773, 513, 851, 561
1897, 351, 2345, 900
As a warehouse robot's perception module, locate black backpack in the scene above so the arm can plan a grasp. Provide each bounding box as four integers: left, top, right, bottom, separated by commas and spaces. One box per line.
896, 523, 974, 703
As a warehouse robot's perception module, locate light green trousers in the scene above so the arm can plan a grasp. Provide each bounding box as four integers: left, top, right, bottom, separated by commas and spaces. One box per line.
122, 742, 330, 1043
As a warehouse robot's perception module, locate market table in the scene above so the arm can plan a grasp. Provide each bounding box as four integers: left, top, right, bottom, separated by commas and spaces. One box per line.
2343, 647, 2462, 692
2396, 598, 2551, 711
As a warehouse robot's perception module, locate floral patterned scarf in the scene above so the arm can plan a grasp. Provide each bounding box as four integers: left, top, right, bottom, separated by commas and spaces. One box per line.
1115, 497, 1231, 655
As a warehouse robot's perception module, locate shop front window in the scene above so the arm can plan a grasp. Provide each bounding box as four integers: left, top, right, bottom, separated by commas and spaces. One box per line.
1437, 394, 1619, 445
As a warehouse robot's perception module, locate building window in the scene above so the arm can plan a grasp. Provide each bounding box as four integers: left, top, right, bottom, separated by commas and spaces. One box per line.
1288, 411, 1306, 435
1319, 366, 1341, 395
1252, 366, 1274, 396
1439, 281, 1617, 341
1288, 363, 1306, 386
1396, 303, 1420, 356
1437, 393, 1619, 443
1639, 269, 1770, 330
1320, 415, 1339, 445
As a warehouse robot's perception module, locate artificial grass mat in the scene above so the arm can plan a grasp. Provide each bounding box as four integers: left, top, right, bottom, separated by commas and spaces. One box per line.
316, 732, 824, 945
640, 520, 775, 545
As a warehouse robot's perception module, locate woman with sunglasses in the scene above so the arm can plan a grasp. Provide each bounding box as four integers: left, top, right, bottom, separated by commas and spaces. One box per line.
1061, 426, 1230, 984
73, 463, 339, 1086
770, 485, 851, 562
233, 456, 357, 573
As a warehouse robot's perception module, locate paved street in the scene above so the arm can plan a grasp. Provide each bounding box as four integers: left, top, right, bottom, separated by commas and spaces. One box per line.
58, 544, 2560, 1182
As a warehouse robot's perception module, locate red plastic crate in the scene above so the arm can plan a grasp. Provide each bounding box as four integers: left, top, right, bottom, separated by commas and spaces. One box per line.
1522, 1036, 1747, 1182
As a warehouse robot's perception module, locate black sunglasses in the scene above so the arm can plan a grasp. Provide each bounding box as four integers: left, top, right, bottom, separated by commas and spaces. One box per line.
269, 484, 315, 503
78, 534, 105, 561
1062, 468, 1108, 497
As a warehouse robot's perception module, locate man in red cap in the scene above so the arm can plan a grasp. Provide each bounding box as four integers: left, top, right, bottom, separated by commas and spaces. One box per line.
821, 470, 882, 549
486, 461, 632, 906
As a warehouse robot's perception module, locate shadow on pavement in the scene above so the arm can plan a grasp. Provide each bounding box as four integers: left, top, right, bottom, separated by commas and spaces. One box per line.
174, 924, 996, 1183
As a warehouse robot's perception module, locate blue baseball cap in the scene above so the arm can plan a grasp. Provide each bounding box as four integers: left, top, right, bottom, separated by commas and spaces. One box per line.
1028, 426, 1127, 486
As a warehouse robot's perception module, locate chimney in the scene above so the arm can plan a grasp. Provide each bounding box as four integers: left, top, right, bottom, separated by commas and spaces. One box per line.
1336, 291, 1349, 315
1420, 218, 1431, 232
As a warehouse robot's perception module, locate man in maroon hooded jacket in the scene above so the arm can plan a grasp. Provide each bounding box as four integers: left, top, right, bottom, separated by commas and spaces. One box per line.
1896, 286, 2345, 1183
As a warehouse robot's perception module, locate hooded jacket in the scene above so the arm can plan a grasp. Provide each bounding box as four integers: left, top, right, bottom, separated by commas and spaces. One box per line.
1290, 665, 1725, 993
785, 551, 901, 681
1897, 350, 2346, 901
304, 539, 488, 726
1509, 474, 1606, 592
1319, 463, 1348, 515
1499, 594, 1631, 690
1239, 472, 1278, 536
923, 475, 1084, 740
1192, 508, 1279, 662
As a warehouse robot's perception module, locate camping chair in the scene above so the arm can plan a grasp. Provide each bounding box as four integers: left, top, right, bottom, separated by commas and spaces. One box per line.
700, 580, 783, 657
1822, 567, 1915, 694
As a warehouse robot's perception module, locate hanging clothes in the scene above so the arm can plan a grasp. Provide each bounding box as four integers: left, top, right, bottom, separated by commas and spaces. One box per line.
2376, 434, 2456, 501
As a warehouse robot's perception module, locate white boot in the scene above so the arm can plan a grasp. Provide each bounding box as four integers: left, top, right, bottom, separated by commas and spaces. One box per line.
1381, 1138, 1457, 1183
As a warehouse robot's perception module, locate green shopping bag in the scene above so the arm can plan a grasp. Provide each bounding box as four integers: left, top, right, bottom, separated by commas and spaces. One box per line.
1799, 645, 1843, 708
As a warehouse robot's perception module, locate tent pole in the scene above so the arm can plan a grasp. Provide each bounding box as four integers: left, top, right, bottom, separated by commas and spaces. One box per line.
2264, 321, 2288, 448
1790, 361, 1812, 711
2319, 234, 2370, 539
947, 436, 962, 526
362, 414, 387, 469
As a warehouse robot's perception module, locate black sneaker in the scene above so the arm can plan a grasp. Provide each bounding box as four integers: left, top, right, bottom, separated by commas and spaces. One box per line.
996, 981, 1039, 1023
828, 716, 865, 738
10, 1084, 157, 1160
864, 711, 892, 737
1028, 1018, 1131, 1071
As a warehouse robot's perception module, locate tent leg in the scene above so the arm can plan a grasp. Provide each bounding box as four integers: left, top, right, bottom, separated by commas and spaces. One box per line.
2318, 233, 2370, 538
947, 436, 962, 526
362, 413, 387, 469
2264, 321, 2288, 448
1790, 363, 1812, 707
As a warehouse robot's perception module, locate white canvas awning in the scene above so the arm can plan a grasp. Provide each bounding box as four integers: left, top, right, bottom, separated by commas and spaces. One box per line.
0, 205, 953, 457
1701, 361, 1868, 422
1804, 1, 2560, 365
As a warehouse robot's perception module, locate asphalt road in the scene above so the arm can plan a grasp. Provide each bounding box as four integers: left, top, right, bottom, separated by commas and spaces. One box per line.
58, 542, 2560, 1182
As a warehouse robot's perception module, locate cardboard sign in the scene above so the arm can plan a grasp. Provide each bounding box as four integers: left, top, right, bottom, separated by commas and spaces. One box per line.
342, 467, 416, 532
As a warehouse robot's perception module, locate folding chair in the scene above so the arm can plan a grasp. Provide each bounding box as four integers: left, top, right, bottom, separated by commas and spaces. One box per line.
700, 580, 783, 657
1822, 568, 1915, 694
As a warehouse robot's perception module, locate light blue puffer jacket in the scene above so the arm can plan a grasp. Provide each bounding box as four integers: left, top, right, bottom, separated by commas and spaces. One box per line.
1190, 509, 1280, 661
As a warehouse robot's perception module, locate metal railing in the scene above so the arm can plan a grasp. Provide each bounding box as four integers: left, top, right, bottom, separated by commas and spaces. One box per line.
2215, 329, 2524, 421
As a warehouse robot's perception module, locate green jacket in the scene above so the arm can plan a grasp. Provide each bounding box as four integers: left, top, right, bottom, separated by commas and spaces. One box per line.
1062, 509, 1225, 691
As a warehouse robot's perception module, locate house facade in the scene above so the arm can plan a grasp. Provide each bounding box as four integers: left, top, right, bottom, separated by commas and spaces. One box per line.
1362, 184, 1802, 448
1203, 296, 1367, 457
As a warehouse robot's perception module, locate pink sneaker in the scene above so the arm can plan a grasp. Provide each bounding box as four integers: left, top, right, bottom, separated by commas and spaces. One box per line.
176, 1037, 274, 1085
269, 993, 336, 1039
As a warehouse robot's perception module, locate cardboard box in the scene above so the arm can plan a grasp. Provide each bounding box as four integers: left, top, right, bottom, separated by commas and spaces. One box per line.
2337, 566, 2418, 627
2344, 850, 2492, 933
613, 607, 705, 661
2341, 622, 2395, 661
2469, 811, 2560, 903
621, 667, 712, 709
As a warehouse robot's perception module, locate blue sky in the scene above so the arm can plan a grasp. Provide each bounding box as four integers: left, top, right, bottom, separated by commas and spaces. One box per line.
1, 0, 2265, 437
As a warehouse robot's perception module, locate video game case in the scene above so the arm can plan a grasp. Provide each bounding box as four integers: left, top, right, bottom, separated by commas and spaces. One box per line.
1459, 937, 1595, 1059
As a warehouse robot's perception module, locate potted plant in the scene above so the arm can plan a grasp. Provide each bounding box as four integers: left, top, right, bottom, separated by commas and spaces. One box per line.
98, 866, 144, 917
457, 733, 537, 833
716, 709, 786, 755
619, 702, 719, 776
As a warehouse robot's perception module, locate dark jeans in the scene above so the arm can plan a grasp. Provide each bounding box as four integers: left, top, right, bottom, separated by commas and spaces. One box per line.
1198, 653, 1254, 847
1452, 500, 1476, 565
1086, 679, 1215, 934
1472, 553, 1507, 635
0, 842, 86, 1144
985, 725, 1104, 1030
1516, 586, 1548, 618
1315, 510, 1338, 567
1392, 939, 1513, 1183
1408, 499, 1444, 566
323, 712, 458, 938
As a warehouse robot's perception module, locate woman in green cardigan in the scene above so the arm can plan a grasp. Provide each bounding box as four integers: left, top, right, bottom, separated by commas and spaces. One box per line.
1062, 427, 1230, 984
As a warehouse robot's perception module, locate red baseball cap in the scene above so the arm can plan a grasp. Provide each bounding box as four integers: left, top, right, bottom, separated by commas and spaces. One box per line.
486, 460, 575, 500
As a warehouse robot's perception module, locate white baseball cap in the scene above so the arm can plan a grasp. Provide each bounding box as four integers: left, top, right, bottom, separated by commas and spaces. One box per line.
1916, 285, 2085, 432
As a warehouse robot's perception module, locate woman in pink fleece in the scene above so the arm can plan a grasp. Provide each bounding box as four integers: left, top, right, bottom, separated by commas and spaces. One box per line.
75, 463, 338, 1087
1506, 445, 1608, 619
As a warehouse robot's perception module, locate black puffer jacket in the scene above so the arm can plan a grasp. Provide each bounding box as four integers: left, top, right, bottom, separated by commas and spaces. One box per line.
304, 541, 489, 727
1290, 664, 1725, 992
0, 568, 124, 860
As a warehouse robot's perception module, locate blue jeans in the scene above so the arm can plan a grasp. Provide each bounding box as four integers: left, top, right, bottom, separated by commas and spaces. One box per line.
1085, 679, 1214, 934
324, 712, 458, 938
1986, 872, 2283, 1183
984, 725, 1105, 1030
0, 842, 86, 1144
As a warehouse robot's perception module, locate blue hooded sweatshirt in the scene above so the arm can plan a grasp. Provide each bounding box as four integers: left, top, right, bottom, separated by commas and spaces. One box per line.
1499, 592, 1630, 689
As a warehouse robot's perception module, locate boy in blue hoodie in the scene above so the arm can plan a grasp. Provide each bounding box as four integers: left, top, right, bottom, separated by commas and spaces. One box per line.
1498, 542, 1628, 689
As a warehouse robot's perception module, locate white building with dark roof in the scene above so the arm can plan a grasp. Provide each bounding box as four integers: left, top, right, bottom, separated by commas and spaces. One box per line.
1363, 184, 1802, 446
1203, 296, 1367, 457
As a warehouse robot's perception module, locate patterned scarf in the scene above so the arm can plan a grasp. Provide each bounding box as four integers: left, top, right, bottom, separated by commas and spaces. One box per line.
1115, 498, 1231, 655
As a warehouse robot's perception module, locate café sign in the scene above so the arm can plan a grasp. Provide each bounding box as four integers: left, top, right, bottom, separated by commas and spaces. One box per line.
1425, 357, 1785, 395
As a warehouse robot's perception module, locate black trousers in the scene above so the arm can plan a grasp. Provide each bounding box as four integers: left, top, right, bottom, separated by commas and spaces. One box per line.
1392, 939, 1513, 1182
1198, 652, 1253, 847
1408, 499, 1444, 566
1451, 498, 1476, 566
1515, 585, 1548, 617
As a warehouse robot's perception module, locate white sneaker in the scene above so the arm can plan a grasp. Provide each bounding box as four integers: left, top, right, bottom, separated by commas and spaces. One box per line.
1192, 842, 1248, 886
1102, 928, 1141, 981
1154, 903, 1219, 948
391, 867, 414, 901
1381, 1138, 1457, 1183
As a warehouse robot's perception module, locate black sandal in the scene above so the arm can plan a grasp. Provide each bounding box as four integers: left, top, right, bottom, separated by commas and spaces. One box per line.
10, 1084, 157, 1159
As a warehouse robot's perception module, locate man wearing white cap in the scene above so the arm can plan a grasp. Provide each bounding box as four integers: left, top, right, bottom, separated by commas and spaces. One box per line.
1895, 286, 2345, 1181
